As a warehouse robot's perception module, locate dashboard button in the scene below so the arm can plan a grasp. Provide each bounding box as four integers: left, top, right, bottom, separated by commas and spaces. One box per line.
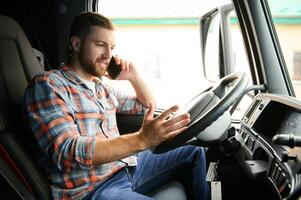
270, 163, 278, 179
277, 172, 286, 188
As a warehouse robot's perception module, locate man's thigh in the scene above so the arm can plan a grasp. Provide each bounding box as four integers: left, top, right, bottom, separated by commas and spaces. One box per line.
88, 169, 153, 200
130, 145, 205, 194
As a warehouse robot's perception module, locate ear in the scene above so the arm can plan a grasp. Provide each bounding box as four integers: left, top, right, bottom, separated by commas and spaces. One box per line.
70, 36, 81, 52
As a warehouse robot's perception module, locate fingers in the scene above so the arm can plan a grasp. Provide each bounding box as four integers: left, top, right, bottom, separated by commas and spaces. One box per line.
113, 55, 130, 72
112, 54, 120, 63
160, 112, 190, 137
156, 105, 180, 121
162, 113, 190, 130
164, 116, 190, 133
156, 105, 190, 139
165, 126, 188, 140
119, 59, 129, 72
140, 105, 190, 148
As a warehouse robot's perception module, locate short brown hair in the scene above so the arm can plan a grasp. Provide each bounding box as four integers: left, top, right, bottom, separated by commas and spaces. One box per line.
66, 12, 114, 63
70, 12, 115, 40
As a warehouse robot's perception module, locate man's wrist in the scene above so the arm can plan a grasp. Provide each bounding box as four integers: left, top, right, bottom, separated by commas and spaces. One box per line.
133, 130, 149, 151
128, 72, 140, 83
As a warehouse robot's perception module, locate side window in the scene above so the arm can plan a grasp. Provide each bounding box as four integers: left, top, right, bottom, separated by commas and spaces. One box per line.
98, 2, 212, 109
293, 52, 301, 80
98, 1, 252, 121
267, 0, 301, 99
229, 11, 252, 82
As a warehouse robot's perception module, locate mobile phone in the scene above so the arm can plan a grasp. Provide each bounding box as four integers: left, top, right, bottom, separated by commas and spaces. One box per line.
107, 57, 121, 79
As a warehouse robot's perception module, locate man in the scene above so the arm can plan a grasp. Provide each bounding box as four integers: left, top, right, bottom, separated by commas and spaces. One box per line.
23, 12, 209, 200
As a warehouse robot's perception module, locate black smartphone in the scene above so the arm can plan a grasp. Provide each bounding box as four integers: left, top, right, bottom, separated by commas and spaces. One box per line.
107, 57, 121, 79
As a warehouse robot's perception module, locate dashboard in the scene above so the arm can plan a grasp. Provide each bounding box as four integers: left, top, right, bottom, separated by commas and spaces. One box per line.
238, 93, 301, 199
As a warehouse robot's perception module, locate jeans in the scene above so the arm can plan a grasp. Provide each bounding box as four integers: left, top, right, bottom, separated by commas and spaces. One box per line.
85, 145, 209, 200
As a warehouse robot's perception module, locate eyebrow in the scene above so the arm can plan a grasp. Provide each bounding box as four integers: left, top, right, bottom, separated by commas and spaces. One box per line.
95, 40, 115, 48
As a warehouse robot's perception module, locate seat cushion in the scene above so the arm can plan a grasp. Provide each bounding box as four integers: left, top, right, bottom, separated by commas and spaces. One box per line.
149, 181, 187, 200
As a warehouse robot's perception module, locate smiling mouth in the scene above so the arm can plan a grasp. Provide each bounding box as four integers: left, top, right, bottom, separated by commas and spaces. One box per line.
97, 61, 108, 66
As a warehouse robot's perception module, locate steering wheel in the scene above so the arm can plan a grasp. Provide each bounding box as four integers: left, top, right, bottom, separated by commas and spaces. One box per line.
153, 72, 248, 154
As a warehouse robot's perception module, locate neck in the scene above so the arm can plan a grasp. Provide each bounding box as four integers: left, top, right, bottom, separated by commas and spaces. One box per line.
68, 59, 95, 82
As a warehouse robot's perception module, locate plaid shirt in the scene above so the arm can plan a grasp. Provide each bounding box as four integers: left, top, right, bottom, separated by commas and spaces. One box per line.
23, 66, 146, 200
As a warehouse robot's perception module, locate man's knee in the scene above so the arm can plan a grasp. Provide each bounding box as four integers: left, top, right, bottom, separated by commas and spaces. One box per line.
176, 145, 206, 163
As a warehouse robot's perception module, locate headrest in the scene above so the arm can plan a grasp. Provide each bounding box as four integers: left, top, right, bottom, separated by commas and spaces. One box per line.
0, 15, 43, 131
0, 15, 43, 81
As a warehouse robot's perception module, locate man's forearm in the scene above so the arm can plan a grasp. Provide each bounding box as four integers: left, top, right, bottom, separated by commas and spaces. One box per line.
92, 131, 146, 166
129, 74, 156, 107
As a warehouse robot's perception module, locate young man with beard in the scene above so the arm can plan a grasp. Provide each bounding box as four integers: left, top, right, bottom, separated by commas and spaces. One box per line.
23, 12, 209, 200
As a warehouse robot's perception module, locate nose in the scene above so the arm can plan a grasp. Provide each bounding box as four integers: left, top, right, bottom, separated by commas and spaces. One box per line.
103, 46, 113, 60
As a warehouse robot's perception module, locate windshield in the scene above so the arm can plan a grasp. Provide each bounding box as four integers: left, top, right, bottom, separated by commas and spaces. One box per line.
267, 0, 301, 99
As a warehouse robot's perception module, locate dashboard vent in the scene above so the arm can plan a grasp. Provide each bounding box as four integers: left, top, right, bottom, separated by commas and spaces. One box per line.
243, 99, 261, 123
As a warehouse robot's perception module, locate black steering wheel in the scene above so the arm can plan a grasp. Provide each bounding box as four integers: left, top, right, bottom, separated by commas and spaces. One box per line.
153, 72, 248, 154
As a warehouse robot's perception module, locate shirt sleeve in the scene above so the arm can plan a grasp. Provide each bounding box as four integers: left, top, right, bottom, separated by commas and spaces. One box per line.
23, 73, 96, 172
109, 86, 148, 115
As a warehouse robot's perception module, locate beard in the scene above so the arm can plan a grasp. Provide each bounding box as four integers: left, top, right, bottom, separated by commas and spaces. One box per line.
78, 48, 106, 77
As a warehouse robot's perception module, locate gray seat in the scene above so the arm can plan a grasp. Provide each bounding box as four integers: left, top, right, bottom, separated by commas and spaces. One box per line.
0, 14, 49, 199
0, 14, 186, 200
150, 181, 187, 200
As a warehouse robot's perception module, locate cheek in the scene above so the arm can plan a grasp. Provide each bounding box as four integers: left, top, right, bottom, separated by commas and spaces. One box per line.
89, 47, 102, 59
82, 45, 97, 58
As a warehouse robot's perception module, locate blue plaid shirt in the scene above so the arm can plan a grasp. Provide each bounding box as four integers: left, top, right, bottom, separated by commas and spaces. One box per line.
23, 66, 146, 200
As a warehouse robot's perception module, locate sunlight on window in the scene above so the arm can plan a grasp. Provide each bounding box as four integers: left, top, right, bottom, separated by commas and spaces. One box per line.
99, 0, 231, 18
106, 26, 211, 108
98, 1, 233, 108
267, 0, 301, 99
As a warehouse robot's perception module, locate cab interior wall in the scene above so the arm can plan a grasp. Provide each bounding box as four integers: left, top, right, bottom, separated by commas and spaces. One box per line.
0, 0, 87, 69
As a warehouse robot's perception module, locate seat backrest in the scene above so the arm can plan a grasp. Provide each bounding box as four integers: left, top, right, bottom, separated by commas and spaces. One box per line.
0, 15, 51, 199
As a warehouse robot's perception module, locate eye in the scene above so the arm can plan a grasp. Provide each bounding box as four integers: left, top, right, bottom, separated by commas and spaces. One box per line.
96, 43, 105, 47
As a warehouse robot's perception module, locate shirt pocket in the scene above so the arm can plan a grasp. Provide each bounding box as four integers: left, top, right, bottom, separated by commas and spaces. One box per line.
100, 113, 119, 138
98, 99, 119, 138
72, 103, 103, 137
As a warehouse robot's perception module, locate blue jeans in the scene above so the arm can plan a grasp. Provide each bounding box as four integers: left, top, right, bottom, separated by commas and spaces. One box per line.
85, 145, 209, 200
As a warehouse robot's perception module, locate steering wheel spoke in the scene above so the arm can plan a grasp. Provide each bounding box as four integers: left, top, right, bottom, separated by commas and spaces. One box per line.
153, 72, 248, 154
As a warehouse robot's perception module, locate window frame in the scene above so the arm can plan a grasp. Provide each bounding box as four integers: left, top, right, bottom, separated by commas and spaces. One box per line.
232, 0, 295, 97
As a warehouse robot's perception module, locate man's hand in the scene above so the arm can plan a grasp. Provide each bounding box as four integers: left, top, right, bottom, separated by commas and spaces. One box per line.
92, 103, 190, 165
138, 103, 191, 149
111, 55, 156, 109
113, 55, 137, 81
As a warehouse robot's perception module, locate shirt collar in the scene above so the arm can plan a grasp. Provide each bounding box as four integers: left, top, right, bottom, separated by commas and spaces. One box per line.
59, 66, 102, 86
